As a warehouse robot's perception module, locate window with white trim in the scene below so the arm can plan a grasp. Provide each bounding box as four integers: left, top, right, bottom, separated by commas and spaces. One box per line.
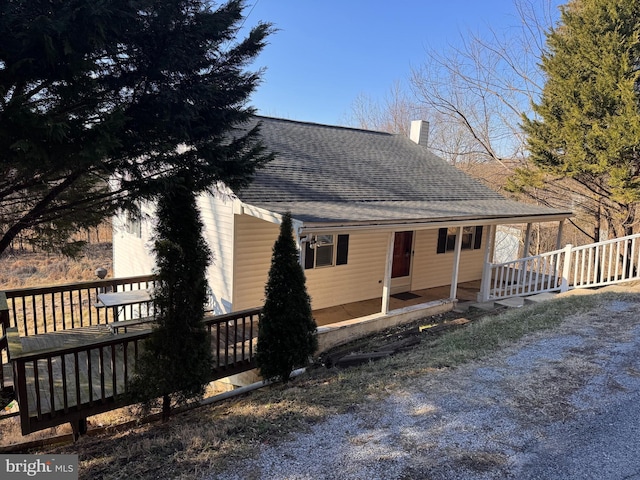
124, 207, 142, 238
304, 234, 349, 269
437, 226, 483, 253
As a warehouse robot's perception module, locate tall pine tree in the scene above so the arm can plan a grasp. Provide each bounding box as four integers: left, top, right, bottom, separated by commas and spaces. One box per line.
256, 213, 317, 383
129, 174, 214, 420
522, 0, 640, 237
0, 0, 272, 254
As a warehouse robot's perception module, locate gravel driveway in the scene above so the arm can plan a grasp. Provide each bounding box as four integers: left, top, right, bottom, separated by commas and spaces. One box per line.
213, 290, 640, 480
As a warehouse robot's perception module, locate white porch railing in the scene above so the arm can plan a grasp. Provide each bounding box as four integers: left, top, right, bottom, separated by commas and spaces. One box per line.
481, 232, 640, 301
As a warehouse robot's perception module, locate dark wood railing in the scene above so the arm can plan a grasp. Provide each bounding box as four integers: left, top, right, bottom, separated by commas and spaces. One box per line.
4, 275, 157, 336
7, 306, 261, 435
11, 331, 150, 434
205, 307, 259, 371
0, 292, 9, 392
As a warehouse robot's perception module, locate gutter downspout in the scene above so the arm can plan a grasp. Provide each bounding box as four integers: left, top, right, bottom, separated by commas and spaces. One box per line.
293, 219, 305, 267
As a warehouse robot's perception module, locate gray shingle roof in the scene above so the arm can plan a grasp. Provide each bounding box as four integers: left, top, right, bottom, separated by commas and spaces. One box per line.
235, 116, 571, 225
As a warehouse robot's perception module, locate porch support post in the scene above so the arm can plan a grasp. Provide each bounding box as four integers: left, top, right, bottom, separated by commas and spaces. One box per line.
556, 219, 565, 250
449, 226, 463, 300
560, 243, 573, 292
480, 224, 496, 302
523, 222, 533, 257
292, 219, 305, 266
519, 222, 534, 287
381, 232, 395, 314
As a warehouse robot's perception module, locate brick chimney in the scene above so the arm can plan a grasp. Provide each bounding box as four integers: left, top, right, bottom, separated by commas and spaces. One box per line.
409, 120, 429, 147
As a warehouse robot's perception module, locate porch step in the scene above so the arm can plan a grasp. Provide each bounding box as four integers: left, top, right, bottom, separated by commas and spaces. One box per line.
456, 292, 559, 314
494, 297, 526, 308
523, 292, 559, 304
454, 301, 498, 313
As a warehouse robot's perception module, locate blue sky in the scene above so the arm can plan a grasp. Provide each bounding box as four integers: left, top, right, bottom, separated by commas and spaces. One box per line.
242, 0, 563, 126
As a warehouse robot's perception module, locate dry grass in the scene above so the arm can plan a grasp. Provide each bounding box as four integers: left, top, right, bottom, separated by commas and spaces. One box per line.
0, 238, 114, 444
0, 243, 113, 290
9, 291, 630, 479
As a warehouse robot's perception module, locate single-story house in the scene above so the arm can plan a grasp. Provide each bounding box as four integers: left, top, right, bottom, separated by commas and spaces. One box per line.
113, 116, 571, 326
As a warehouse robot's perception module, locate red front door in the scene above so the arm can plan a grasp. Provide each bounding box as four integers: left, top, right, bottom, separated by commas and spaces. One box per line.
392, 231, 414, 279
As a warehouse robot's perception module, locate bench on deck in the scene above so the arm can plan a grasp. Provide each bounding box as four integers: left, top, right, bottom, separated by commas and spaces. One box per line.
108, 316, 156, 334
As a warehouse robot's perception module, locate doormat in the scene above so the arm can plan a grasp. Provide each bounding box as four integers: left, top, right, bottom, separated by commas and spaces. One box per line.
391, 292, 421, 301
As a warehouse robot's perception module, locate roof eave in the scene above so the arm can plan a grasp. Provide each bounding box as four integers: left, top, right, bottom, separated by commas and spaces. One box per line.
298, 212, 573, 234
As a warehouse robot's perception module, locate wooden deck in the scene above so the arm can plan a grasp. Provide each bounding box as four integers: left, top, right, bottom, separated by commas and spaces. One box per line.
6, 324, 150, 433
12, 326, 139, 417
4, 308, 261, 435
19, 324, 114, 351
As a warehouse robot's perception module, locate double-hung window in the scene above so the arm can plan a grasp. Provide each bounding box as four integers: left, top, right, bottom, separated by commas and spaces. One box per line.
437, 226, 483, 253
304, 234, 349, 269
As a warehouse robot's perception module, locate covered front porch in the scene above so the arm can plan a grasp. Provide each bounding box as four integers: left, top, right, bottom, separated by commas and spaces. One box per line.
299, 216, 569, 329
313, 281, 481, 326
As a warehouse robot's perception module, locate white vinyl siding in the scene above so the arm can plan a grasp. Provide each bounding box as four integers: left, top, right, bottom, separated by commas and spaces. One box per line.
197, 194, 236, 314
112, 203, 155, 278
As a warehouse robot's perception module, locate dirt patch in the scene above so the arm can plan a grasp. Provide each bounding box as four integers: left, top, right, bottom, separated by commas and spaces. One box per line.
319, 305, 507, 368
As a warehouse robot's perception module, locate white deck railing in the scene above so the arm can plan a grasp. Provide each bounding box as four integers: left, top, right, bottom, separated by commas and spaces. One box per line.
481, 232, 640, 301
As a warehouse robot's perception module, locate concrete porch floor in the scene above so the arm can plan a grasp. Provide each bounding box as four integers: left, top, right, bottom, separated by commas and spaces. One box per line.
313, 280, 481, 327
